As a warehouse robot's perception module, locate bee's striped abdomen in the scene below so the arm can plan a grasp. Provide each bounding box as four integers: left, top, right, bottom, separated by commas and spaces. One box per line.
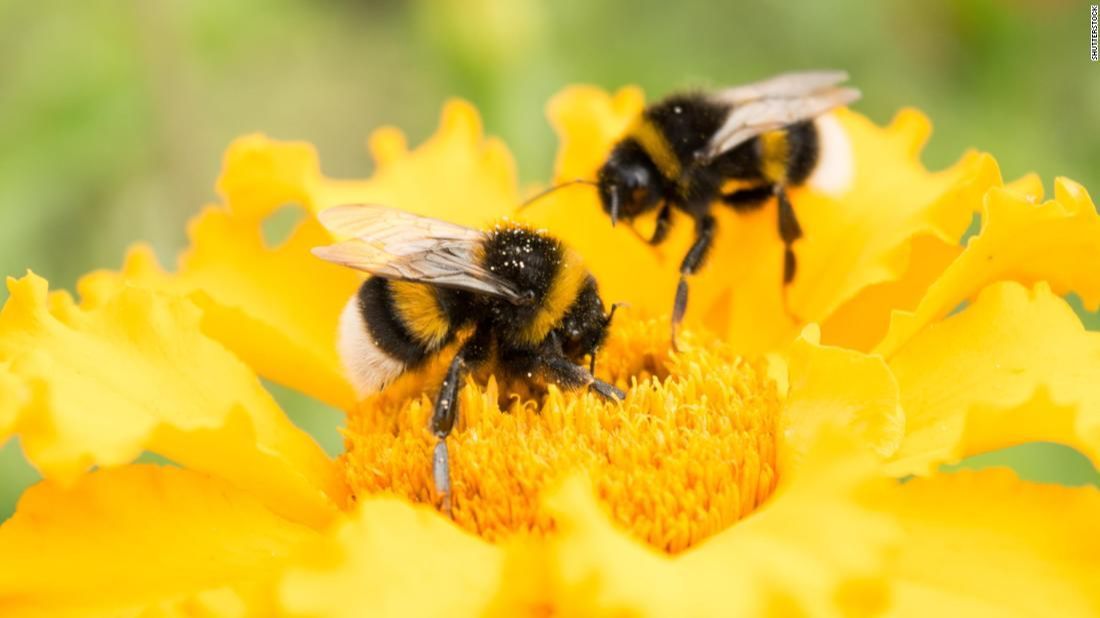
783, 120, 820, 185
757, 130, 791, 184
339, 277, 452, 397
389, 281, 453, 350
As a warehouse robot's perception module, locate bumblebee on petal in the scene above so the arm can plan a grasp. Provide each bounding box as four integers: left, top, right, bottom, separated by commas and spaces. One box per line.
589, 70, 860, 346
311, 204, 624, 510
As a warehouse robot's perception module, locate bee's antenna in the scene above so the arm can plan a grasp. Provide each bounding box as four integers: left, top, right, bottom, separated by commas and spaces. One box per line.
590, 302, 630, 375
516, 179, 597, 213
607, 301, 629, 324
608, 185, 621, 227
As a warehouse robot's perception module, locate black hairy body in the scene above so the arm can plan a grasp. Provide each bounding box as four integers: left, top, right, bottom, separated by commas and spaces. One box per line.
354, 224, 612, 391
320, 214, 624, 513
597, 92, 827, 346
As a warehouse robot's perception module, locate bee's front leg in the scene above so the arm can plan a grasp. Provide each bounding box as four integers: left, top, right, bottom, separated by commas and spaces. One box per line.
539, 352, 625, 401
649, 203, 673, 245
672, 213, 716, 350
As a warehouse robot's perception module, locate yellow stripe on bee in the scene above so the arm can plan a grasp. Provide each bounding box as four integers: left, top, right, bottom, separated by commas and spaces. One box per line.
759, 130, 790, 184
628, 116, 682, 179
389, 281, 451, 349
519, 248, 587, 346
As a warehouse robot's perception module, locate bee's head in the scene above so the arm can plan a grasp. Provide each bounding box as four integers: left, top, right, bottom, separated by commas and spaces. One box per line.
597, 144, 663, 226
558, 280, 612, 364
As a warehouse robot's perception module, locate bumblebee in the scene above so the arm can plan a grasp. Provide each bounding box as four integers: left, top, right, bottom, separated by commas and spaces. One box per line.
596, 70, 860, 345
312, 204, 624, 510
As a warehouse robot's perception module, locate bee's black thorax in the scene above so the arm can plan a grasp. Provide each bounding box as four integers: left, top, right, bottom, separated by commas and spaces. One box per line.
481, 224, 559, 311
643, 94, 727, 171
479, 223, 589, 347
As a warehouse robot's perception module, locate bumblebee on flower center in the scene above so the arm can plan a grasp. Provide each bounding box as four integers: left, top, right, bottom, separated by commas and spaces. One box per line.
341, 316, 781, 553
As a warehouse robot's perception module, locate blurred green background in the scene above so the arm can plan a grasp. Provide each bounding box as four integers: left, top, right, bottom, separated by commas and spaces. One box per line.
2, 0, 1098, 517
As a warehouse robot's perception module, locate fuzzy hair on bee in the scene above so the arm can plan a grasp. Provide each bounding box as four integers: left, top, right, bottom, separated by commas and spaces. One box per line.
312, 204, 624, 512
590, 70, 860, 347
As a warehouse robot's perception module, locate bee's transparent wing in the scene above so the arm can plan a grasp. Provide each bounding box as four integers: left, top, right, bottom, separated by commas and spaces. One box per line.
312, 204, 528, 302
710, 70, 851, 105
699, 71, 860, 163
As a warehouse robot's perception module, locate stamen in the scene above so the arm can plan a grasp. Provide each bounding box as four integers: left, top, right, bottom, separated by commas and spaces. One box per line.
341, 317, 780, 554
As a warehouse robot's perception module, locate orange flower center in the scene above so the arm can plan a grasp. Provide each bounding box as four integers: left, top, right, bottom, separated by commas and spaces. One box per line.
340, 316, 781, 553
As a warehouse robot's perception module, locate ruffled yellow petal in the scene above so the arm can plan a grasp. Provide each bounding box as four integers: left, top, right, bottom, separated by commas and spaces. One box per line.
544, 431, 896, 617
0, 273, 342, 526
820, 171, 1044, 352
820, 234, 962, 352
323, 101, 519, 224
0, 365, 27, 442
215, 101, 519, 226
524, 87, 1001, 355
279, 498, 505, 618
790, 115, 998, 324
876, 178, 1100, 357
1004, 171, 1045, 201
218, 100, 517, 224
886, 281, 1100, 476
548, 85, 646, 184
84, 101, 518, 409
80, 210, 362, 410
784, 325, 905, 461
870, 469, 1100, 617
0, 465, 318, 617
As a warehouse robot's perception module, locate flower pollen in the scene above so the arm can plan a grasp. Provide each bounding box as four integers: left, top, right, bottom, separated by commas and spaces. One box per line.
341, 316, 780, 553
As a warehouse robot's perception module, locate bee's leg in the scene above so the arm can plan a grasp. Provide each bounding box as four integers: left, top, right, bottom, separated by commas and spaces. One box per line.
774, 185, 803, 285
589, 302, 627, 375
429, 329, 491, 516
721, 185, 774, 211
539, 352, 625, 401
672, 214, 716, 350
430, 352, 466, 516
649, 203, 673, 245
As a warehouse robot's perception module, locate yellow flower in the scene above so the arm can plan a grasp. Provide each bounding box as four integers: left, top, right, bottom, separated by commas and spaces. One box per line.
1, 87, 1099, 617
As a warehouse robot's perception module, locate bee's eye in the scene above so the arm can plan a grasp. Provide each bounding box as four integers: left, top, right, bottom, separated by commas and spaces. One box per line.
623, 165, 650, 191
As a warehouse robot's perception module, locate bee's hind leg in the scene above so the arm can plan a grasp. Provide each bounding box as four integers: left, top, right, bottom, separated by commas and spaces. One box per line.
672, 214, 716, 351
722, 183, 802, 314
773, 185, 804, 321
774, 185, 803, 285
430, 328, 491, 516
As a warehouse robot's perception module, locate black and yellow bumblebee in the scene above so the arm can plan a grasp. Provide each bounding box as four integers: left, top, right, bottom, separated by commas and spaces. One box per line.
595, 70, 860, 345
312, 204, 624, 509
